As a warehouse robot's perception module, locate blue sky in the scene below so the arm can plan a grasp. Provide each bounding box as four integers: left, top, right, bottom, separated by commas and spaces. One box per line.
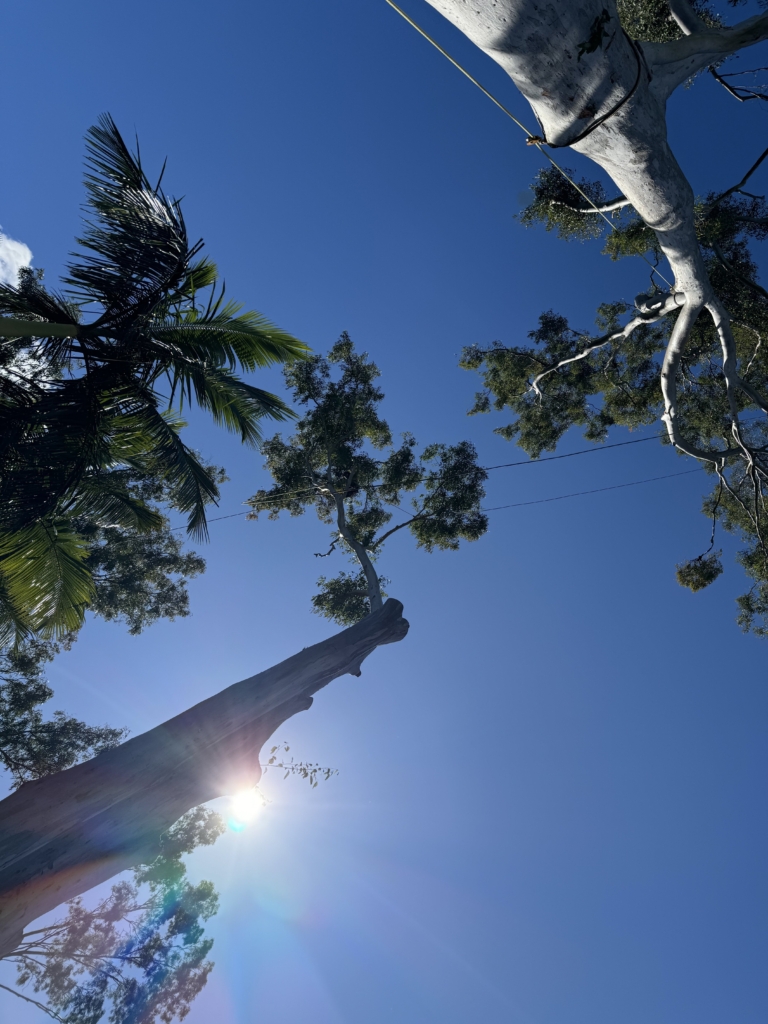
1, 2, 767, 1021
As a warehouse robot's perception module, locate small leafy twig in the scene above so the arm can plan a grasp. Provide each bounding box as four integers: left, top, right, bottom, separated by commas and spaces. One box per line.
263, 743, 339, 788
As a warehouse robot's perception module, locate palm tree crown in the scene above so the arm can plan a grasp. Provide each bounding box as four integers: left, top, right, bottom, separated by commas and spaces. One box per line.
0, 115, 307, 640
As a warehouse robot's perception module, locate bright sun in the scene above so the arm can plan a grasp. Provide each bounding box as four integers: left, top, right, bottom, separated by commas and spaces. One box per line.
228, 788, 265, 830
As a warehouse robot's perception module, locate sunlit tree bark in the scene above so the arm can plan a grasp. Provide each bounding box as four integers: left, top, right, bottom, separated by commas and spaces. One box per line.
0, 600, 408, 955
426, 0, 768, 465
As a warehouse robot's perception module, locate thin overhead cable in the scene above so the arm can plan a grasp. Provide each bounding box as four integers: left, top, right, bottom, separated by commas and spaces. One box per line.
482, 467, 702, 512
382, 0, 673, 288
172, 433, 665, 530
485, 433, 661, 470
172, 463, 702, 533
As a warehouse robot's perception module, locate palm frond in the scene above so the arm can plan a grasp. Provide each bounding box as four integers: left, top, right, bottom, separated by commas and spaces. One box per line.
148, 302, 308, 371
169, 363, 293, 445
64, 114, 198, 325
0, 520, 94, 638
0, 376, 109, 530
113, 403, 221, 539
0, 569, 33, 646
64, 474, 163, 532
0, 273, 82, 366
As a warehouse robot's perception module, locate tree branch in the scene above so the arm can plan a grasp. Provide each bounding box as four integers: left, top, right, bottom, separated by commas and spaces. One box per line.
708, 144, 768, 209
550, 197, 631, 214
529, 292, 684, 399
644, 14, 768, 99
668, 0, 706, 36
372, 512, 430, 549
658, 298, 764, 467
709, 65, 768, 103
321, 459, 383, 614
710, 241, 768, 304
0, 981, 64, 1020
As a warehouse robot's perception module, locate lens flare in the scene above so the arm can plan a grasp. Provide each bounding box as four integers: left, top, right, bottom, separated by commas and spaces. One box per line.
228, 788, 265, 830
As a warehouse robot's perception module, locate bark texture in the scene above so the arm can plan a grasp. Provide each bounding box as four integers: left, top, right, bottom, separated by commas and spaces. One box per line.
0, 599, 408, 956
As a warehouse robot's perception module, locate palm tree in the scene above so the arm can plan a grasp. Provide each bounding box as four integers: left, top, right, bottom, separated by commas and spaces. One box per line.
0, 115, 307, 641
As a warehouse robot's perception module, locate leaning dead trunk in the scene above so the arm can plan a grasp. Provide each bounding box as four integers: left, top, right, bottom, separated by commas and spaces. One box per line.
0, 599, 408, 956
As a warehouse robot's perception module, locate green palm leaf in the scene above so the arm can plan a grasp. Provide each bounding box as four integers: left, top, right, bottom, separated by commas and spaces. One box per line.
65, 114, 197, 325
65, 474, 164, 532
167, 362, 291, 445
148, 303, 308, 371
0, 114, 307, 636
0, 520, 95, 640
113, 403, 221, 539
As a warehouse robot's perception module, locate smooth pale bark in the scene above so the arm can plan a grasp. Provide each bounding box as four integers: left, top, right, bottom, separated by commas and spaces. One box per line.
0, 599, 408, 956
425, 1, 767, 294
424, 0, 768, 461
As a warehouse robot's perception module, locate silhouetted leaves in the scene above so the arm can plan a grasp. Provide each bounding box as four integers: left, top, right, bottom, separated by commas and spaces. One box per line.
247, 335, 487, 624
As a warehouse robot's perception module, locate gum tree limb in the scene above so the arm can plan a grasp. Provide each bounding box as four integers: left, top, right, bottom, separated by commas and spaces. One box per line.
423, 1, 768, 468
550, 197, 630, 214
529, 293, 684, 399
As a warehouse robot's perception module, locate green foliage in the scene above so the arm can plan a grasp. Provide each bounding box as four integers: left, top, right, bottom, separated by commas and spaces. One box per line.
84, 526, 204, 636
247, 334, 487, 625
616, 0, 719, 42
519, 167, 661, 260
77, 464, 218, 635
519, 167, 614, 241
676, 551, 724, 591
0, 115, 306, 641
0, 520, 97, 643
466, 151, 768, 634
7, 806, 225, 1024
312, 570, 389, 626
602, 217, 661, 261
711, 468, 768, 635
0, 638, 125, 789
461, 304, 665, 455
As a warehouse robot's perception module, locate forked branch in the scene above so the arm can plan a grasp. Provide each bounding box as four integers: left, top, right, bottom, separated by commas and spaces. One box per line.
529, 292, 684, 399
645, 12, 768, 98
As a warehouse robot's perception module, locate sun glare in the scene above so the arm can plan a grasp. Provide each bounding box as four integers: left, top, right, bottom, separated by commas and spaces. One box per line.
228, 788, 266, 831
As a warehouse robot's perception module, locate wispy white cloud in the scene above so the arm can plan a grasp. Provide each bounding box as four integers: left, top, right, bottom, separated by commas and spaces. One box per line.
0, 230, 32, 287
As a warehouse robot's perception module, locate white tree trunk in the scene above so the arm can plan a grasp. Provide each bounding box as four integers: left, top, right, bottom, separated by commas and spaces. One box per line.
425, 0, 768, 463
0, 599, 408, 956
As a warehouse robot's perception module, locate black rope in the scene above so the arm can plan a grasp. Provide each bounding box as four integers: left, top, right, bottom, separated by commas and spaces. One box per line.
530, 33, 646, 149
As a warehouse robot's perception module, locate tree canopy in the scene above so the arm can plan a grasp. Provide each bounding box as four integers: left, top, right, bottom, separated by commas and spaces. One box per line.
4, 806, 224, 1024
0, 115, 306, 643
246, 334, 488, 624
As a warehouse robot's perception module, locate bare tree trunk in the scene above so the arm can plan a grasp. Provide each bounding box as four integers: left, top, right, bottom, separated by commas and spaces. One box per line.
0, 599, 408, 956
424, 0, 768, 464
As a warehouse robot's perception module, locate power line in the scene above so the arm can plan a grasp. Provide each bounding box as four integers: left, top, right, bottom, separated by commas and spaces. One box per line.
482, 468, 702, 512
173, 463, 703, 533
382, 0, 673, 289
171, 433, 673, 532
485, 433, 661, 470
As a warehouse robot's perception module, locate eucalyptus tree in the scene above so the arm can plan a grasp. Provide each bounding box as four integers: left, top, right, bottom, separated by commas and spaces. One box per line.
412, 0, 768, 632
247, 333, 488, 624
0, 115, 306, 643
